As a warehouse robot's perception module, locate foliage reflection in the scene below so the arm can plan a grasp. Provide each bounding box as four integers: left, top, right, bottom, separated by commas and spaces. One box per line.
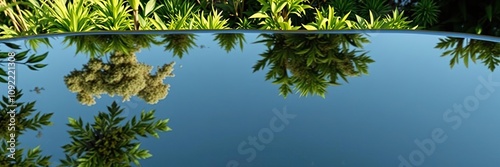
252, 33, 374, 98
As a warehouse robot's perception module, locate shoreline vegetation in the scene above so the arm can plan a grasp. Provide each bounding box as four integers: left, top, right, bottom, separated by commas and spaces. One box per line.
0, 0, 499, 39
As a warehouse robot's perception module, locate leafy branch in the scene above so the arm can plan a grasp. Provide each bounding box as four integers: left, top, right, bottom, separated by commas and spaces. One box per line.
60, 101, 172, 167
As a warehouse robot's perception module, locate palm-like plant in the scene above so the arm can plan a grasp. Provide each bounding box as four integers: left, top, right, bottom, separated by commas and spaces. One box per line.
94, 0, 133, 30
303, 6, 351, 30
382, 9, 417, 29
249, 0, 311, 30
59, 101, 171, 167
411, 0, 439, 28
236, 17, 255, 29
157, 0, 199, 19
191, 9, 230, 29
42, 0, 96, 32
152, 3, 197, 30
349, 9, 417, 30
436, 37, 500, 71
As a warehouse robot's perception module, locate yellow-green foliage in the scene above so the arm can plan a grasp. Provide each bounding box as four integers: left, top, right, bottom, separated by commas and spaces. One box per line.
64, 52, 175, 106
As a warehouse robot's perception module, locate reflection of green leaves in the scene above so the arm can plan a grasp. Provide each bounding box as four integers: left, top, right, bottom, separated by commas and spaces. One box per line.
60, 101, 171, 167
253, 34, 374, 98
0, 143, 52, 167
0, 44, 49, 83
161, 34, 197, 58
214, 33, 246, 53
26, 52, 48, 63
2, 42, 21, 49
436, 37, 500, 71
0, 88, 53, 167
0, 89, 53, 138
13, 50, 49, 71
63, 35, 161, 58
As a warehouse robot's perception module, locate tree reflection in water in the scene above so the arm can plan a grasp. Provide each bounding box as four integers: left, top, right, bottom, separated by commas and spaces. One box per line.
252, 33, 375, 98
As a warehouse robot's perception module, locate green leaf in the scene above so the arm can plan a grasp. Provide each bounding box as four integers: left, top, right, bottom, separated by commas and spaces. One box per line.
296, 48, 310, 55
0, 76, 7, 83
249, 12, 269, 19
2, 42, 21, 49
0, 69, 7, 76
463, 53, 469, 68
27, 65, 38, 71
144, 0, 156, 16
303, 24, 317, 30
26, 52, 48, 63
0, 52, 8, 59
68, 117, 78, 127
33, 64, 48, 68
14, 50, 29, 61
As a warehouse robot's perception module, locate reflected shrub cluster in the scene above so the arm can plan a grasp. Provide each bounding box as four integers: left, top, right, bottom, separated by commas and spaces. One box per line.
253, 33, 374, 97
64, 52, 175, 106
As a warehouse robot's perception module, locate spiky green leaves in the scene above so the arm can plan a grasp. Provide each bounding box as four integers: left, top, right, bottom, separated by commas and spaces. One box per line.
250, 0, 311, 30
94, 0, 133, 30
191, 9, 230, 29
60, 101, 171, 167
411, 0, 440, 28
42, 0, 96, 32
303, 6, 351, 30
